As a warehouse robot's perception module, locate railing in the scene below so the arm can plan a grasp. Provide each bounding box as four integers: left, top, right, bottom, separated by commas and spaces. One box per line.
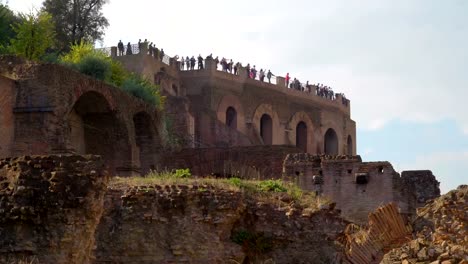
95, 45, 350, 106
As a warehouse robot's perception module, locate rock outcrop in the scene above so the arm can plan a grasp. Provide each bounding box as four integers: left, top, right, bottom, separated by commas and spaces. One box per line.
0, 155, 108, 264
0, 155, 349, 264
381, 185, 467, 264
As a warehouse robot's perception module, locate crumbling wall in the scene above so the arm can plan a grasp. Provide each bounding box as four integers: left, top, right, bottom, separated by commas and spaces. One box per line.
94, 184, 349, 264
0, 155, 108, 264
159, 145, 301, 178
401, 170, 440, 209
283, 154, 439, 225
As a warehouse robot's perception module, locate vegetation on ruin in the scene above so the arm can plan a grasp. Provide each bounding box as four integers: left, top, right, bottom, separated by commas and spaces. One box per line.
0, 3, 164, 110
110, 169, 327, 210
58, 42, 164, 109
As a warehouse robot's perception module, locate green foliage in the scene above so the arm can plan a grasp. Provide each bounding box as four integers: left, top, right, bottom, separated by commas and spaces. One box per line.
42, 0, 109, 52
109, 59, 127, 87
121, 74, 163, 108
228, 177, 242, 187
0, 4, 21, 48
257, 179, 287, 193
77, 53, 111, 81
59, 41, 95, 64
174, 168, 191, 178
10, 11, 55, 60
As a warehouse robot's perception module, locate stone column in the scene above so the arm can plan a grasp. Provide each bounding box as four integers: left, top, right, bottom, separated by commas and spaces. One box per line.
140, 42, 148, 56
204, 58, 216, 73
276, 76, 286, 88
110, 46, 117, 58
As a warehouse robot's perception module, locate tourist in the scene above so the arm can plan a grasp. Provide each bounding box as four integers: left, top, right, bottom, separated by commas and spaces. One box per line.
251, 65, 257, 79
126, 42, 132, 55
160, 49, 165, 61
117, 40, 124, 56
246, 63, 250, 78
214, 56, 219, 70
180, 56, 185, 70
138, 39, 142, 53
190, 56, 196, 70
285, 73, 290, 87
267, 70, 274, 83
234, 62, 240, 75
197, 54, 204, 70
148, 42, 153, 56
259, 69, 265, 82
229, 59, 233, 74
186, 56, 190, 70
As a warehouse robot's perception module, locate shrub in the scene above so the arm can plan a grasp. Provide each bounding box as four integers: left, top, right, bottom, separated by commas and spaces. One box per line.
174, 168, 191, 178
60, 41, 95, 64
77, 53, 112, 80
257, 179, 287, 193
228, 177, 242, 187
121, 74, 163, 108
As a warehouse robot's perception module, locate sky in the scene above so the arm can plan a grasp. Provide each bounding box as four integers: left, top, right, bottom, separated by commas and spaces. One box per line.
7, 0, 468, 193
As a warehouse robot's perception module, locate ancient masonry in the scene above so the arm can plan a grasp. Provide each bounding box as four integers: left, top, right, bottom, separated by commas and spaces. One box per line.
0, 47, 440, 224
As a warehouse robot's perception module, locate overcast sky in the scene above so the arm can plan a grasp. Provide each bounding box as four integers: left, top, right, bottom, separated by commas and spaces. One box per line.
7, 0, 468, 193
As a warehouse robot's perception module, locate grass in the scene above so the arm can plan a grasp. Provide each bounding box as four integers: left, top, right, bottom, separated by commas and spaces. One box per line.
110, 170, 325, 210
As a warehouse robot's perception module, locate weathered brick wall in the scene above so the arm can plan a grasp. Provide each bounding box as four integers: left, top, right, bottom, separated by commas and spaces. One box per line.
0, 155, 108, 264
95, 184, 348, 264
283, 154, 437, 224
0, 76, 16, 158
0, 56, 161, 176
400, 170, 440, 210
159, 145, 301, 178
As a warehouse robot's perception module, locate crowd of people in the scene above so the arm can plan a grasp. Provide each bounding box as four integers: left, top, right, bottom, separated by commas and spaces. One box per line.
115, 41, 349, 105
117, 39, 166, 61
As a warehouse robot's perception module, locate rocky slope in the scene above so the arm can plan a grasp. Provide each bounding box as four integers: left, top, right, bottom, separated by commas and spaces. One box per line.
381, 185, 467, 264
0, 155, 349, 264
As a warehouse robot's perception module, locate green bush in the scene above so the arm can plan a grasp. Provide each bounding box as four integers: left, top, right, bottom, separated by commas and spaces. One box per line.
174, 168, 191, 178
228, 177, 242, 187
257, 180, 287, 193
121, 74, 163, 108
77, 53, 112, 80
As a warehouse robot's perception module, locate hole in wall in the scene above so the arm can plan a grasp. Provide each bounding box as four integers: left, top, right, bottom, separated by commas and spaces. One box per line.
378, 166, 384, 174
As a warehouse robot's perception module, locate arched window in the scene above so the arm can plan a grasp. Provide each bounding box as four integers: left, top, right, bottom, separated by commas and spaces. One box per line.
347, 135, 353, 155
260, 114, 273, 145
226, 107, 237, 129
296, 121, 307, 152
324, 128, 339, 155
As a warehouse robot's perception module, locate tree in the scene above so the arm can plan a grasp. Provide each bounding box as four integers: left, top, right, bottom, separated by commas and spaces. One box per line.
0, 3, 21, 49
42, 0, 109, 52
10, 11, 55, 60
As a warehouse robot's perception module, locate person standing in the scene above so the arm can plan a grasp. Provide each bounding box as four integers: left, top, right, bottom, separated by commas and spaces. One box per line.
267, 70, 274, 83
180, 56, 185, 70
118, 40, 124, 56
285, 73, 290, 87
186, 56, 190, 70
126, 42, 132, 55
259, 69, 265, 82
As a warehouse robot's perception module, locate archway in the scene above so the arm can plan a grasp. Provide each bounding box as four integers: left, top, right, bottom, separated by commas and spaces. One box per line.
260, 114, 272, 145
296, 121, 307, 152
324, 128, 339, 155
226, 107, 237, 129
347, 135, 353, 155
134, 112, 156, 174
68, 91, 131, 174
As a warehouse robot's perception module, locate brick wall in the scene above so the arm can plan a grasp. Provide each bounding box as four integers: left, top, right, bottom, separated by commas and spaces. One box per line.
159, 145, 301, 178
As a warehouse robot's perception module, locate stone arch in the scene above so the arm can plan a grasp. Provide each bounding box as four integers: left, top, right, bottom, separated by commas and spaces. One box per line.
324, 128, 339, 155
252, 103, 281, 145
347, 135, 353, 155
288, 111, 315, 153
216, 95, 246, 133
260, 114, 273, 144
133, 111, 157, 174
67, 91, 131, 174
296, 122, 307, 152
226, 106, 237, 129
